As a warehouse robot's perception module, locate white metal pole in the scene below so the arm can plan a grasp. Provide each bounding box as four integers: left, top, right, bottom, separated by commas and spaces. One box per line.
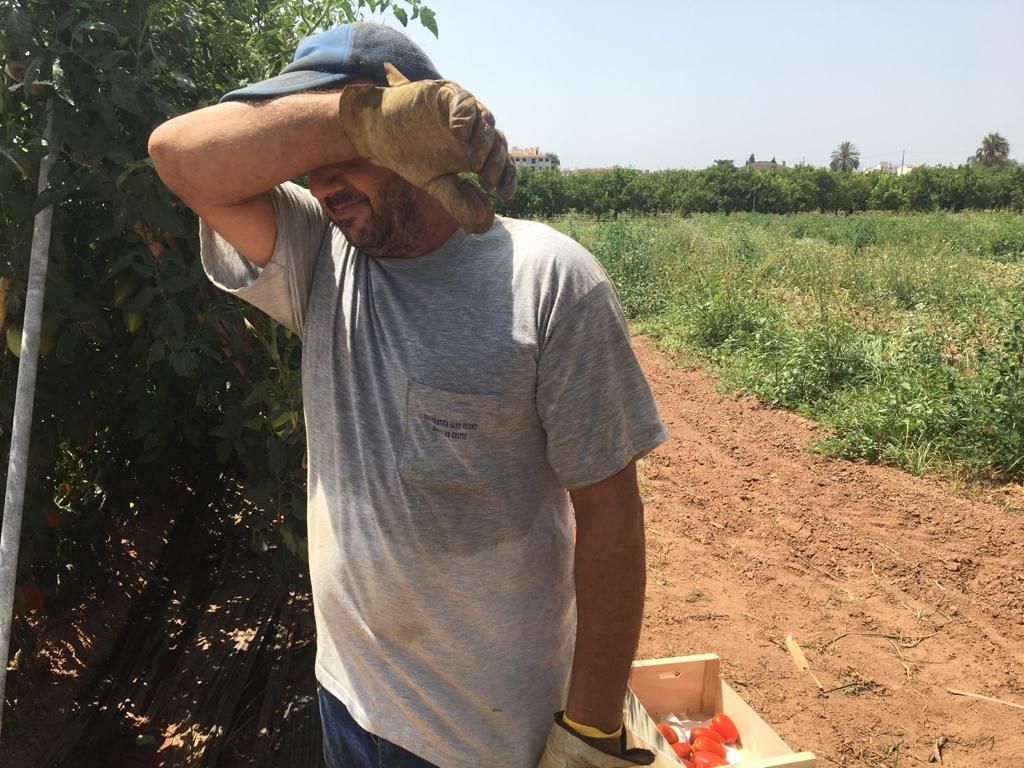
0, 99, 58, 737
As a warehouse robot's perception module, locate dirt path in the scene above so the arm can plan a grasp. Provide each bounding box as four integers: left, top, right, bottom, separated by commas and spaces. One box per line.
632, 337, 1024, 767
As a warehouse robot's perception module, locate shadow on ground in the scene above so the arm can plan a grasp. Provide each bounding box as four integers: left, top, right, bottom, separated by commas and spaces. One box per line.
22, 483, 325, 768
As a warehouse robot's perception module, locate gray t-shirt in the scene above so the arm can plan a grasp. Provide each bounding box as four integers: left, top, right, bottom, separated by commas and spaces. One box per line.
200, 182, 668, 767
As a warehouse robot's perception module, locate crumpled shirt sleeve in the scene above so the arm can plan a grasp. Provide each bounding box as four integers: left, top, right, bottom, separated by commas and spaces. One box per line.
199, 181, 330, 337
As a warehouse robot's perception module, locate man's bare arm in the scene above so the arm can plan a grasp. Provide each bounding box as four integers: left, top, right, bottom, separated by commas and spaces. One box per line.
565, 461, 647, 746
148, 93, 357, 266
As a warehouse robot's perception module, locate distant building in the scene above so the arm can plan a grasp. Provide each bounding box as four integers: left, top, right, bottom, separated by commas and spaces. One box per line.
509, 146, 560, 171
744, 158, 785, 171
863, 161, 918, 175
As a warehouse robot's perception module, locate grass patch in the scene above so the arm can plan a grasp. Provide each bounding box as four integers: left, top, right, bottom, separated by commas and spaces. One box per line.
556, 212, 1024, 481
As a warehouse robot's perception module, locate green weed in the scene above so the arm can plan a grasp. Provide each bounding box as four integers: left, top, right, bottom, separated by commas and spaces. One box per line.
556, 212, 1024, 481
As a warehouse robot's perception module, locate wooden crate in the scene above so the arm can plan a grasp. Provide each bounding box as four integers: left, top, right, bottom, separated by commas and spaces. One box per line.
624, 654, 816, 768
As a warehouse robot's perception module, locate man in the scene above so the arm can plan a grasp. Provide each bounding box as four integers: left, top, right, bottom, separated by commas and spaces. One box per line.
149, 22, 666, 768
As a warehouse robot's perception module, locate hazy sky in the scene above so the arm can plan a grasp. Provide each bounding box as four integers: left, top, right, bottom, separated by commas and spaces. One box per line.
386, 0, 1024, 171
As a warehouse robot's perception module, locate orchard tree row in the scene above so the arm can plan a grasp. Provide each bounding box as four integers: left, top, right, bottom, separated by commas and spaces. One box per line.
0, 0, 435, 713
497, 161, 1024, 219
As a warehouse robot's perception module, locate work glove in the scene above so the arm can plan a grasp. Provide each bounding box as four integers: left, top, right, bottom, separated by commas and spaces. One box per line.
537, 713, 655, 768
338, 64, 517, 234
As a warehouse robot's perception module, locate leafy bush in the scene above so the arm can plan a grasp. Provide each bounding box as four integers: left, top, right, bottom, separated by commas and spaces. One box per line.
574, 219, 670, 320
0, 0, 435, 714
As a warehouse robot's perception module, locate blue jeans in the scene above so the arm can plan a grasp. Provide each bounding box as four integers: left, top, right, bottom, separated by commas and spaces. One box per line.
318, 683, 438, 768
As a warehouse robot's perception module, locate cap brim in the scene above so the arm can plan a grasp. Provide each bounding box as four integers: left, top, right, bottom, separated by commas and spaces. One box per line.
220, 70, 360, 103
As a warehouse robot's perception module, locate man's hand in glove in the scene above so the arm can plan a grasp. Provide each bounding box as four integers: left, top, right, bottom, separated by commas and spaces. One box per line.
537, 713, 654, 768
338, 64, 517, 234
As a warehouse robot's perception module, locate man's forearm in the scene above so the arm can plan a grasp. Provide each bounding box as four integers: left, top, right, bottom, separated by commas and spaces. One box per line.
148, 93, 357, 207
566, 464, 647, 734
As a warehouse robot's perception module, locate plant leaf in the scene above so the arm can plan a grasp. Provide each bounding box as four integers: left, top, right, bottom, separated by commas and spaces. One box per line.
22, 54, 44, 98
5, 7, 33, 45
419, 7, 437, 36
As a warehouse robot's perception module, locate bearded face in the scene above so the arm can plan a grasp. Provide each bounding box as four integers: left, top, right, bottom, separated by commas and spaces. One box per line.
311, 160, 439, 258
323, 174, 431, 257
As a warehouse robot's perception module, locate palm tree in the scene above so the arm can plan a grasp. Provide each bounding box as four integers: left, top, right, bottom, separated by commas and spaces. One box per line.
830, 141, 861, 172
975, 132, 1010, 167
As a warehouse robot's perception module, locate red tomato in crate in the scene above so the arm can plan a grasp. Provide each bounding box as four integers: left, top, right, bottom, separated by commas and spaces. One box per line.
689, 726, 723, 745
692, 752, 728, 768
657, 723, 679, 745
691, 737, 726, 758
679, 759, 695, 768
710, 712, 739, 744
671, 741, 692, 759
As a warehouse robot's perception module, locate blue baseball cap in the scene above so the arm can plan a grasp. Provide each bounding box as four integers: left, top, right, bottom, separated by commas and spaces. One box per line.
221, 22, 441, 102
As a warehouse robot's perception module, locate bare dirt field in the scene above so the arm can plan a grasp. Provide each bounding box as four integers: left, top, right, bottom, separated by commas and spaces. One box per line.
633, 337, 1024, 767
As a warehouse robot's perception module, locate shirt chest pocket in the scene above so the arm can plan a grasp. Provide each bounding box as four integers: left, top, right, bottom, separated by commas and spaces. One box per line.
399, 380, 502, 489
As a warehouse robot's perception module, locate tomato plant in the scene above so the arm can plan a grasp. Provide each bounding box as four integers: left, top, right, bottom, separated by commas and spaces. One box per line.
0, 0, 436, 721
